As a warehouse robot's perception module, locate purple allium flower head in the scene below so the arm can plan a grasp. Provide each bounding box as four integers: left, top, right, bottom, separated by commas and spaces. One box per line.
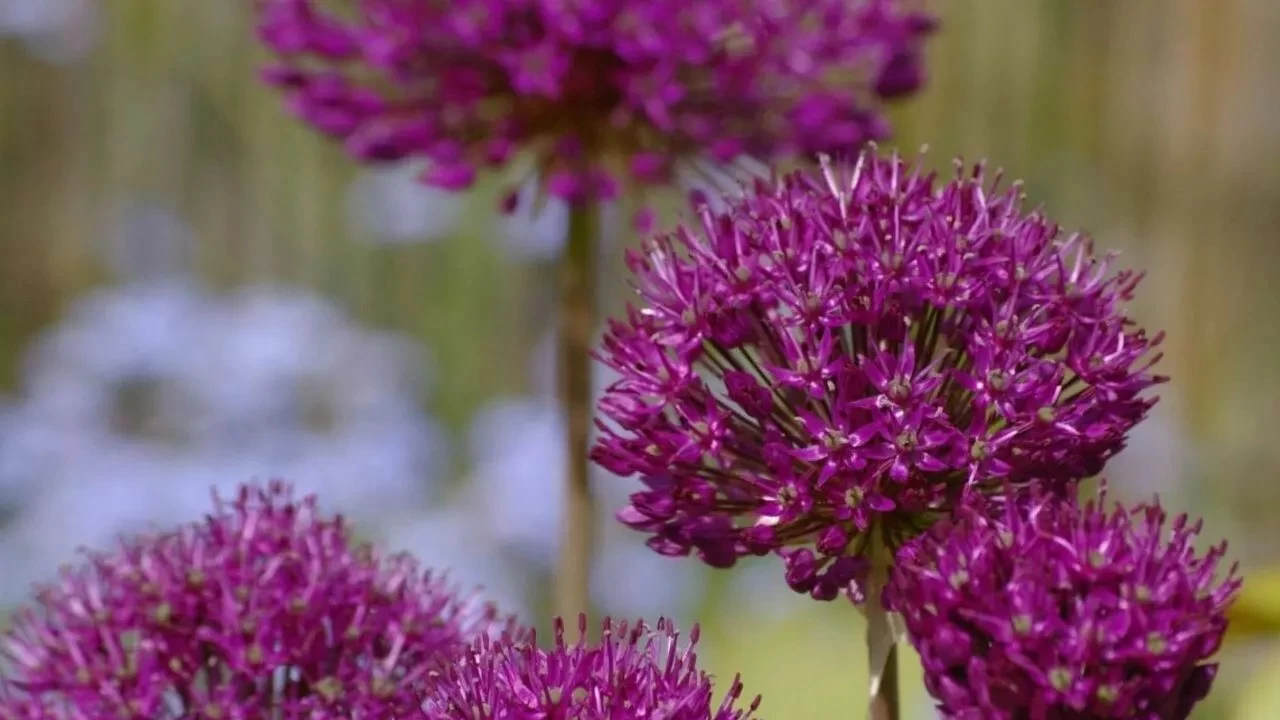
255, 0, 935, 215
422, 615, 760, 719
592, 151, 1166, 600
887, 486, 1241, 719
0, 480, 518, 719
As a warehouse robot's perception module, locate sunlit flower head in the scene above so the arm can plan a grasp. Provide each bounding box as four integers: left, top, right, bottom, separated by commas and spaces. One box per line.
256, 0, 935, 224
888, 487, 1240, 719
593, 150, 1165, 600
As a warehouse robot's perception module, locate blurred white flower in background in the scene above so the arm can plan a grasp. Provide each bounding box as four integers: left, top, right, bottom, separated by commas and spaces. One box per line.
722, 554, 814, 622
497, 177, 626, 263
18, 281, 216, 444
1106, 388, 1191, 507
344, 164, 625, 266
346, 162, 465, 245
0, 0, 97, 64
467, 386, 707, 622
0, 278, 448, 608
468, 398, 566, 568
184, 287, 447, 516
376, 490, 537, 621
0, 402, 38, 512
498, 176, 569, 262
0, 445, 230, 594
345, 162, 568, 260
101, 201, 197, 282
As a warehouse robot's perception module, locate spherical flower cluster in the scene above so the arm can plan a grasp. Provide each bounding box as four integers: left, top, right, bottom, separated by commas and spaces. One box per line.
422, 615, 760, 719
0, 481, 515, 719
256, 0, 935, 214
593, 151, 1165, 600
887, 488, 1240, 719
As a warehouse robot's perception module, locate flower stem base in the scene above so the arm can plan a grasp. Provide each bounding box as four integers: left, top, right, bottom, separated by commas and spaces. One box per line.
870, 644, 900, 720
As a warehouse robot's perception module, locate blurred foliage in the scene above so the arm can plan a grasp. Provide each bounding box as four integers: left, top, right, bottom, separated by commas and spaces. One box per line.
1229, 571, 1280, 637
1234, 639, 1280, 719
2, 0, 1279, 717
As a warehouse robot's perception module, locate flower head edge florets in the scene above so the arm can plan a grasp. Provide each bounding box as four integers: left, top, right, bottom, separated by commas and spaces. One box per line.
422, 614, 761, 719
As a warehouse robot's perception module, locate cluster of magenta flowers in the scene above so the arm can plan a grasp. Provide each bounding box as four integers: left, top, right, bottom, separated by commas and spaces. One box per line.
593, 151, 1167, 599
424, 616, 757, 719
0, 0, 1244, 715
587, 145, 1244, 717
0, 482, 758, 719
256, 0, 934, 216
0, 482, 509, 718
888, 486, 1240, 719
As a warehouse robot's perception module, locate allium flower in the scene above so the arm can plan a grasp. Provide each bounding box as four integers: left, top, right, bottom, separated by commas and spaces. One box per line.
0, 481, 515, 718
887, 488, 1241, 719
422, 616, 759, 719
593, 151, 1166, 600
256, 0, 935, 219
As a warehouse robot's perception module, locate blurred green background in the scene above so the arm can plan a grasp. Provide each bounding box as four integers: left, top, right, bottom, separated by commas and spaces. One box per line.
2, 0, 1279, 717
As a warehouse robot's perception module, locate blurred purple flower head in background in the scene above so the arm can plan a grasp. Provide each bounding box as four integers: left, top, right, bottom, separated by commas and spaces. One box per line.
593, 151, 1166, 601
888, 486, 1240, 719
421, 615, 760, 719
0, 482, 517, 719
256, 0, 935, 224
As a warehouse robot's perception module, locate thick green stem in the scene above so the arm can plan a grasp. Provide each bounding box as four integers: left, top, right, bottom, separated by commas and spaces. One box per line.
870, 644, 901, 720
868, 525, 901, 720
554, 201, 598, 623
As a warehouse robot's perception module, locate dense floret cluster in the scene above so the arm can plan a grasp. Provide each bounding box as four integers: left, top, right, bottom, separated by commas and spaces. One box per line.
257, 0, 934, 211
594, 152, 1165, 599
889, 488, 1240, 719
0, 482, 514, 718
422, 616, 760, 719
